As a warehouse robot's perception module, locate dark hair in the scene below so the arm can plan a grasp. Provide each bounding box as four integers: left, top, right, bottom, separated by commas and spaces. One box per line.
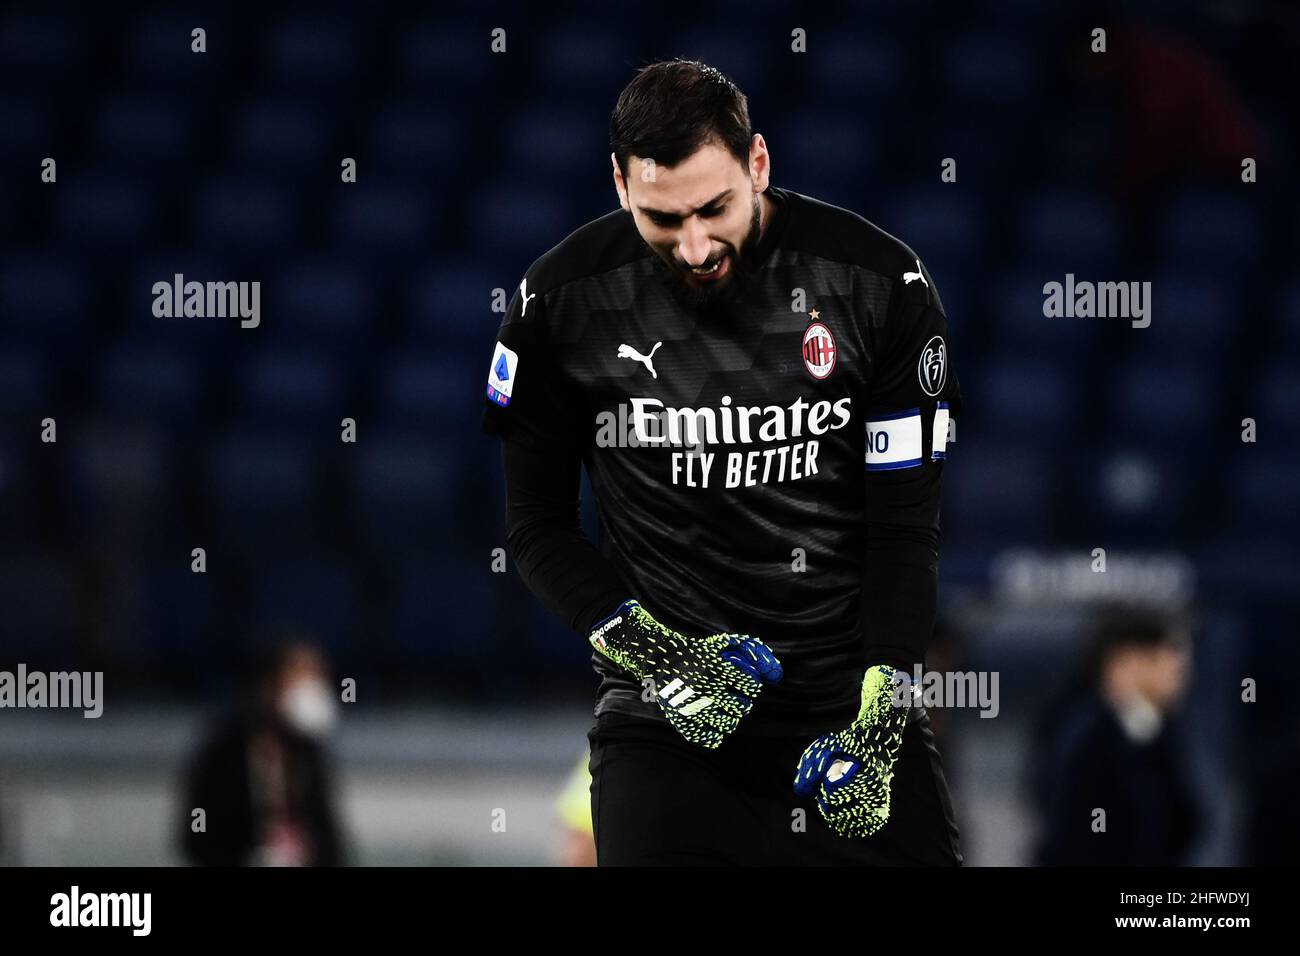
1083, 605, 1190, 686
610, 59, 752, 181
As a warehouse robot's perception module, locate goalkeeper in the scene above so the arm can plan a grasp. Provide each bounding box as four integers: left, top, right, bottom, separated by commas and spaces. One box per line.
484, 60, 962, 865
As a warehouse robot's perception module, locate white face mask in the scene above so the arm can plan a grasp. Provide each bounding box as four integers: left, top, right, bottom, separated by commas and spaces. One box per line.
279, 678, 338, 739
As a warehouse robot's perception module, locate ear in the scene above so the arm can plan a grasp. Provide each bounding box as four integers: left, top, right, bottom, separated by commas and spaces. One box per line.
749, 133, 771, 193
611, 152, 629, 211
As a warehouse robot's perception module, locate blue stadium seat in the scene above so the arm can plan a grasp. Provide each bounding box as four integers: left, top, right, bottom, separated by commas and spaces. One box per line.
233, 99, 333, 171
0, 254, 92, 349
505, 107, 605, 175
967, 359, 1076, 447
399, 21, 494, 92
967, 0, 1077, 26
946, 35, 1037, 103
372, 103, 464, 177
1139, 272, 1233, 357
991, 269, 1101, 355
1227, 453, 1300, 545
238, 348, 347, 428
1277, 281, 1300, 355
0, 429, 39, 545
207, 431, 324, 553
780, 116, 878, 198
129, 15, 209, 77
65, 421, 177, 548
407, 260, 499, 349
136, 563, 226, 687
96, 96, 192, 167
0, 556, 78, 667
920, 105, 1026, 185
0, 96, 53, 160
1016, 191, 1122, 273
349, 432, 459, 561
243, 557, 363, 671
390, 559, 499, 672
377, 351, 480, 432
196, 179, 297, 252
1039, 109, 1117, 187
811, 35, 907, 102
266, 18, 360, 86
884, 190, 986, 273
1109, 358, 1217, 446
1253, 360, 1300, 442
0, 349, 51, 421
943, 444, 1053, 546
57, 173, 157, 247
1077, 447, 1197, 544
1160, 191, 1260, 272
270, 262, 375, 346
333, 184, 435, 258
0, 13, 87, 72
98, 342, 202, 427
474, 186, 577, 256
537, 23, 629, 93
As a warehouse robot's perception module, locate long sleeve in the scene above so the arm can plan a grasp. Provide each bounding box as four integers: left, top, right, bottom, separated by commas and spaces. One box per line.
862, 464, 942, 672
858, 251, 960, 674
503, 437, 630, 637
484, 266, 633, 638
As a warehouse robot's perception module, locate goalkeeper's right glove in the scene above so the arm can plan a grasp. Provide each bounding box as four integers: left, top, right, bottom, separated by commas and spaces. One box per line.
588, 599, 783, 748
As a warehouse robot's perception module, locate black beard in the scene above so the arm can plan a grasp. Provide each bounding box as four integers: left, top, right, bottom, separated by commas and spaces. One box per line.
651, 196, 763, 315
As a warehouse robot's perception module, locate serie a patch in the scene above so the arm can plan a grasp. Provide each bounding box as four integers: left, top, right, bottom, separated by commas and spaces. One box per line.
486, 341, 518, 407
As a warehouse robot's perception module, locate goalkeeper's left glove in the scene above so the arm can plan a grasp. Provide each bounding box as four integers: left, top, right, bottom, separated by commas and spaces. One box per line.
793, 664, 913, 838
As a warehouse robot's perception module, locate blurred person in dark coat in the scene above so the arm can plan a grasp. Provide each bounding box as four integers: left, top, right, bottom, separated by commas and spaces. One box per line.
1031, 607, 1200, 866
180, 639, 345, 866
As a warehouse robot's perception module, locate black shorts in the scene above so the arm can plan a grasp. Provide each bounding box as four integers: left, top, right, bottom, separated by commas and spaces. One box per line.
588, 708, 963, 866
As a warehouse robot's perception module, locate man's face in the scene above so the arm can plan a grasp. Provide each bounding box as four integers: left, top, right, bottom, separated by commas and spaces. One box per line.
613, 138, 770, 311
1141, 639, 1191, 711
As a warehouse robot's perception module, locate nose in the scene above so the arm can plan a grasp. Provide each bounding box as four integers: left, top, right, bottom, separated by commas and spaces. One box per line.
677, 218, 713, 267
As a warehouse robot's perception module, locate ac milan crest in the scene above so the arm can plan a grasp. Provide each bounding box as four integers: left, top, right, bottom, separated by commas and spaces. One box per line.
802, 322, 837, 379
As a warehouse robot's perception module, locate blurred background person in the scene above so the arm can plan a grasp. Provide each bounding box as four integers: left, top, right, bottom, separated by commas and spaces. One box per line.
553, 752, 596, 867
179, 638, 345, 866
1030, 607, 1200, 865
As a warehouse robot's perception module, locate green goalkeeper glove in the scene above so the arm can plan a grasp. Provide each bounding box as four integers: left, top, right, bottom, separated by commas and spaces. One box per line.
793, 664, 913, 837
588, 599, 783, 748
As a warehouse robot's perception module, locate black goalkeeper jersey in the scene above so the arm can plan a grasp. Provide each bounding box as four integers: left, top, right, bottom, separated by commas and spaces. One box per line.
483, 185, 962, 735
